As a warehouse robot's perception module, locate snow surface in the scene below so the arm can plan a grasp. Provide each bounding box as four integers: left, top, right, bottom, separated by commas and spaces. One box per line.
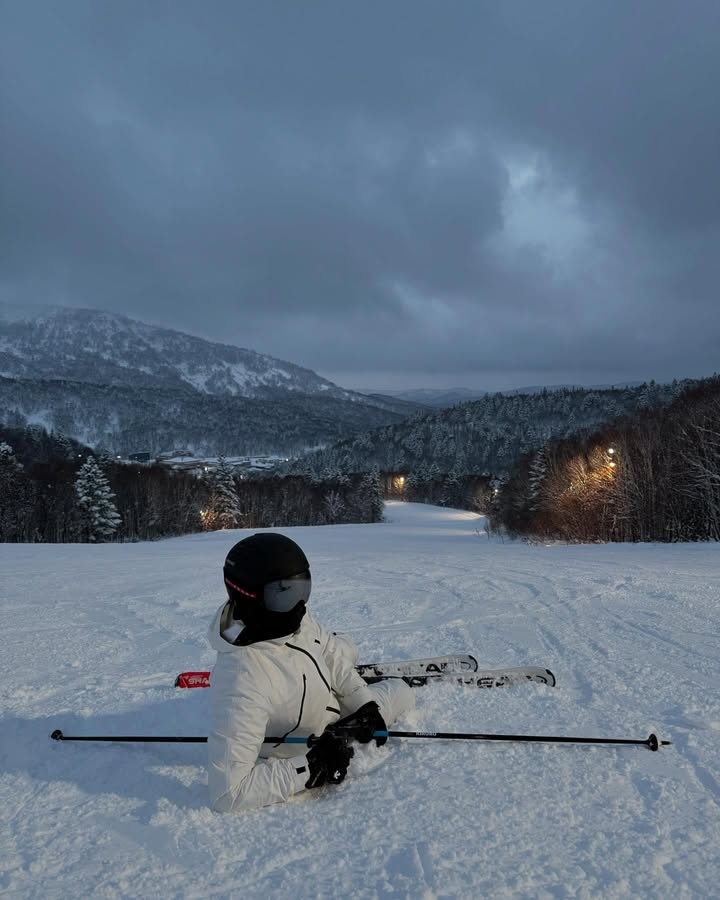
2, 502, 719, 898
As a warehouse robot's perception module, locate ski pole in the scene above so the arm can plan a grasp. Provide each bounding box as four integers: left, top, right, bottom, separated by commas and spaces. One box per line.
49, 730, 324, 745
50, 728, 670, 750
51, 730, 208, 743
378, 730, 670, 751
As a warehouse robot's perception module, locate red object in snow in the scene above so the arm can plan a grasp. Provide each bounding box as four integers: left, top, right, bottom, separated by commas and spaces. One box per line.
175, 671, 211, 689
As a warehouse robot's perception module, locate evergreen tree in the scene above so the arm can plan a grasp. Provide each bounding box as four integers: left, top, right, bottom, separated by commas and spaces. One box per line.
439, 466, 462, 508
74, 456, 121, 542
357, 468, 385, 521
0, 442, 33, 541
205, 456, 243, 529
527, 447, 548, 511
53, 431, 77, 460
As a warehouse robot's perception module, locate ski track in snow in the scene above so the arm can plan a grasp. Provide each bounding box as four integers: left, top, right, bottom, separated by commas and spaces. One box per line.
2, 501, 720, 898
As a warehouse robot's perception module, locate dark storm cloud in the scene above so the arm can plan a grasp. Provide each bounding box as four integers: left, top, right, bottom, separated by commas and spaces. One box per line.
2, 1, 719, 389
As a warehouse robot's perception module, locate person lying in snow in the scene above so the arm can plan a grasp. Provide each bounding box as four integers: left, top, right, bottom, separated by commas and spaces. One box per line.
207, 532, 415, 813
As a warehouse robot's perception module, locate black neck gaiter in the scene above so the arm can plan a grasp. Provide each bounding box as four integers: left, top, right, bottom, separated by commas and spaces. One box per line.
233, 602, 307, 645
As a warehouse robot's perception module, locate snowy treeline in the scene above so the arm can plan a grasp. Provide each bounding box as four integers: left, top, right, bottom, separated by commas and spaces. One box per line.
237, 470, 385, 529
0, 428, 385, 542
379, 470, 496, 514
201, 459, 383, 531
286, 381, 688, 480
493, 377, 720, 542
0, 431, 204, 542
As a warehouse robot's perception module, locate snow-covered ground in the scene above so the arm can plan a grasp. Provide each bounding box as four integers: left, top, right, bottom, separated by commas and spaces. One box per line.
2, 502, 719, 898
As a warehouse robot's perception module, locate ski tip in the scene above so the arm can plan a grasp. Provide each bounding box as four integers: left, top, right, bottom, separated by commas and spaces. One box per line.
468, 654, 479, 672
175, 671, 211, 689
50, 729, 64, 741
545, 669, 557, 687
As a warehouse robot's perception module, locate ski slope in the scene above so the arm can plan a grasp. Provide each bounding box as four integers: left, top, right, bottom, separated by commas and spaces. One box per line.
2, 502, 719, 898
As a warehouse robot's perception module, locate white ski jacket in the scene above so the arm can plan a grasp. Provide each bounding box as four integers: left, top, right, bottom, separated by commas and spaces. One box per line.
207, 601, 376, 813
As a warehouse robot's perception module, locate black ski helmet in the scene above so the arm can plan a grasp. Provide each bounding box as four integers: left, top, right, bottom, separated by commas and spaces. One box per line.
223, 533, 311, 617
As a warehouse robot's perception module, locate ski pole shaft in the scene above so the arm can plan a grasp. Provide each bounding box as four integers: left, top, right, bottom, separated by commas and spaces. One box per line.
379, 730, 671, 751
51, 730, 207, 743
50, 728, 670, 750
50, 730, 330, 746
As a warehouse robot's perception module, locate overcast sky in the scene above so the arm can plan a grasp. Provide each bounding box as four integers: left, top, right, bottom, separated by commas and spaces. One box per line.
2, 2, 719, 391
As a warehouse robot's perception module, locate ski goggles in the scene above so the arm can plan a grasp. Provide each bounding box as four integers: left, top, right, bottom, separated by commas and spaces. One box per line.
262, 572, 311, 612
225, 571, 311, 612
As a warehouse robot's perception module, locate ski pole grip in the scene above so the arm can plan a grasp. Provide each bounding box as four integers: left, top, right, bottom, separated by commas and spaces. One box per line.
51, 729, 64, 741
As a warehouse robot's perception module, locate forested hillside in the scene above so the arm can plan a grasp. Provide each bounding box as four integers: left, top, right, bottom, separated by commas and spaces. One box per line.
0, 376, 407, 457
492, 377, 720, 543
0, 307, 414, 455
289, 381, 687, 479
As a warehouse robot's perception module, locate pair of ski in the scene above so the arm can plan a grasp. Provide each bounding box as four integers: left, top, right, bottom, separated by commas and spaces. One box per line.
174, 655, 556, 690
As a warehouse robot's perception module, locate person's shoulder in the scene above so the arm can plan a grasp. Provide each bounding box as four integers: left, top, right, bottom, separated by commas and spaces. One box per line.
295, 610, 327, 643
214, 642, 277, 695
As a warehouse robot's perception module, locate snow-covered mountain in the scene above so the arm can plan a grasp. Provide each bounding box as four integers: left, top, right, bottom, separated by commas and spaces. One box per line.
0, 305, 411, 455
0, 305, 348, 399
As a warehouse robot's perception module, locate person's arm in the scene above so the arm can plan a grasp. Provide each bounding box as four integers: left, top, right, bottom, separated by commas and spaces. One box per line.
316, 622, 376, 713
208, 681, 309, 813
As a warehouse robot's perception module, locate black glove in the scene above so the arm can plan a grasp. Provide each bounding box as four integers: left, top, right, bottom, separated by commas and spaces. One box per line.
305, 731, 354, 789
333, 701, 388, 747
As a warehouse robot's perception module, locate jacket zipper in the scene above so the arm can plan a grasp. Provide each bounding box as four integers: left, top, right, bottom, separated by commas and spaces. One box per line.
276, 673, 307, 747
285, 642, 332, 692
